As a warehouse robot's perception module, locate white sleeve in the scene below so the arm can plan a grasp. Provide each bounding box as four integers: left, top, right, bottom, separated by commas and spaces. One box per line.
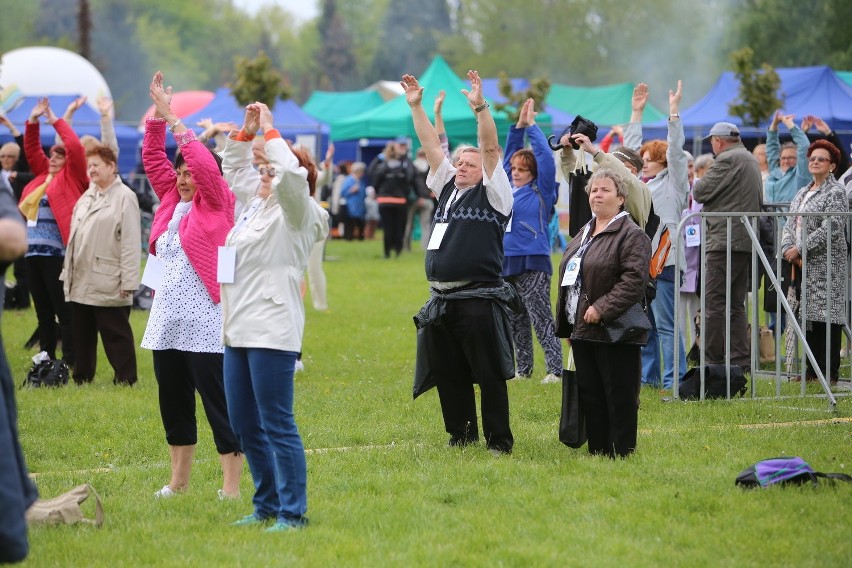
425, 157, 456, 199
483, 159, 513, 217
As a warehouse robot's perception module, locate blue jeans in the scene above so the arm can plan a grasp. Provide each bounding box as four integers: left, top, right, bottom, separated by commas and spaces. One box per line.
652, 272, 687, 389
223, 347, 307, 523
641, 303, 661, 387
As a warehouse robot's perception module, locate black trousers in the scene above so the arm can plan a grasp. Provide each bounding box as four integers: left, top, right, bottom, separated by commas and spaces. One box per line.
378, 203, 407, 258
71, 303, 137, 384
805, 321, 842, 380
572, 340, 640, 458
26, 255, 73, 364
344, 216, 365, 241
428, 298, 514, 452
152, 349, 240, 454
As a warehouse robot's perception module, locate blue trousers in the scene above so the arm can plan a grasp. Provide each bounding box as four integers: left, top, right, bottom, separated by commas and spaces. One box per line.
651, 275, 687, 389
224, 347, 307, 523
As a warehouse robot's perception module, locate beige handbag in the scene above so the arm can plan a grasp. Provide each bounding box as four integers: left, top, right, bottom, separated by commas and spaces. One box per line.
758, 325, 775, 364
26, 483, 104, 527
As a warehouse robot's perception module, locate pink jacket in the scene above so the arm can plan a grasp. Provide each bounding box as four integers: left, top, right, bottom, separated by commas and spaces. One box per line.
143, 118, 235, 303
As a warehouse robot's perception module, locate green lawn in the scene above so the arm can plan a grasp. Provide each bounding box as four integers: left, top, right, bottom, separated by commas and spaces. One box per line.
7, 237, 851, 567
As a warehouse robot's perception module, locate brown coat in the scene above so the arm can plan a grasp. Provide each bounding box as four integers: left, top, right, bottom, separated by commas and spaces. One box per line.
555, 215, 651, 342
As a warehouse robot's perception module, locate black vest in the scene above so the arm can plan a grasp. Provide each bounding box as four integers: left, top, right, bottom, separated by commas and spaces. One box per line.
425, 178, 508, 282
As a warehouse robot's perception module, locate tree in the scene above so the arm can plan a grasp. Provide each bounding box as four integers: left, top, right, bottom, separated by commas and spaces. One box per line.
371, 0, 451, 78
78, 0, 91, 60
492, 72, 551, 123
315, 0, 359, 91
230, 50, 291, 106
728, 47, 783, 128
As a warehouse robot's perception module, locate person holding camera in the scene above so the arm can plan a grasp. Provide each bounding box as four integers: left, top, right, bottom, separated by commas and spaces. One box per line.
406, 70, 520, 455
502, 98, 562, 384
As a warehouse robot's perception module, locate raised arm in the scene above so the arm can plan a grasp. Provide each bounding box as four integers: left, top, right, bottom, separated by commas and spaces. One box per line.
142, 73, 178, 198
766, 111, 782, 171
665, 80, 689, 204
462, 70, 500, 177
53, 118, 88, 189
97, 97, 119, 157
401, 74, 444, 172
223, 104, 263, 205
24, 98, 51, 176
434, 90, 450, 159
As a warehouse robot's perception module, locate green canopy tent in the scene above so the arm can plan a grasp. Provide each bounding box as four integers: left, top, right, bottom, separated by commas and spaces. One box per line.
330, 56, 549, 146
302, 89, 386, 124
545, 82, 667, 127
837, 71, 852, 87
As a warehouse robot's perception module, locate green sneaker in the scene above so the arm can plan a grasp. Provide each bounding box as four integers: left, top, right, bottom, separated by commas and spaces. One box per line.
231, 513, 271, 527
265, 518, 308, 533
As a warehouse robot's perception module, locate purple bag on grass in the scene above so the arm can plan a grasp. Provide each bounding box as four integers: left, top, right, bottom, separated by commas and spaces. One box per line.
736, 457, 851, 488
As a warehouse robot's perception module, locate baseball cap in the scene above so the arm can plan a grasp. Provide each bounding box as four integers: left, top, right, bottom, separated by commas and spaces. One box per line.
703, 122, 740, 139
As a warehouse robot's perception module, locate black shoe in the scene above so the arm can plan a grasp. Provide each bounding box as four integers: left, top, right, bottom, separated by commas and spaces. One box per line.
448, 436, 479, 448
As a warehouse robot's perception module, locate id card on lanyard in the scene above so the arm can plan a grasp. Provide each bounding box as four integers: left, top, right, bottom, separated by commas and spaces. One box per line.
427, 188, 460, 251
561, 212, 628, 287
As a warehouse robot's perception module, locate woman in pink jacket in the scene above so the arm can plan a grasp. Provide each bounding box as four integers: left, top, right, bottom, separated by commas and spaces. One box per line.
140, 71, 243, 500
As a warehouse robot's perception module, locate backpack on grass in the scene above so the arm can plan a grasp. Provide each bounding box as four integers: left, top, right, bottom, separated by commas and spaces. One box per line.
678, 364, 747, 400
735, 457, 852, 488
22, 358, 70, 388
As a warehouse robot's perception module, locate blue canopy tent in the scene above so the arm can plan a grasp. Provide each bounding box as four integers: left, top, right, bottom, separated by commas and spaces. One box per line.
176, 88, 330, 157
642, 66, 852, 154
1, 94, 141, 175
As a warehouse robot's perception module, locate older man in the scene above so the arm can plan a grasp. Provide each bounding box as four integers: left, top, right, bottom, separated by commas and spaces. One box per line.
693, 122, 763, 368
406, 70, 519, 455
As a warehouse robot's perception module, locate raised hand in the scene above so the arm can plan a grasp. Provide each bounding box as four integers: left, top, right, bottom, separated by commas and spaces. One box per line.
780, 113, 795, 130
196, 117, 214, 130
516, 98, 536, 128
149, 72, 175, 121
215, 121, 238, 135
96, 96, 113, 117
811, 115, 831, 135
63, 95, 88, 120
668, 80, 682, 115
571, 132, 597, 155
256, 102, 274, 133
325, 142, 335, 163
29, 97, 50, 122
800, 114, 813, 132
243, 104, 261, 134
632, 83, 649, 112
0, 113, 12, 129
434, 90, 445, 114
460, 70, 485, 109
769, 110, 782, 130
401, 74, 424, 107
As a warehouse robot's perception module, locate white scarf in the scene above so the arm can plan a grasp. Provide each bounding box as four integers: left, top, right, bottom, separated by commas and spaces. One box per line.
167, 201, 192, 246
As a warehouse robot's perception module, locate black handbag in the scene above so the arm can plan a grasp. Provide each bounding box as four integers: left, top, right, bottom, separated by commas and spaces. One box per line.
22, 359, 70, 388
558, 368, 586, 448
603, 302, 651, 345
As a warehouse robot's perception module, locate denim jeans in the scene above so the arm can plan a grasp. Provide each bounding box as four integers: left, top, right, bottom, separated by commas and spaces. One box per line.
652, 273, 687, 389
223, 347, 307, 522
641, 302, 661, 387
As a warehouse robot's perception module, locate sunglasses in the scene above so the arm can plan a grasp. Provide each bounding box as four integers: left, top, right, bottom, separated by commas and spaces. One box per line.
254, 165, 277, 177
807, 156, 830, 164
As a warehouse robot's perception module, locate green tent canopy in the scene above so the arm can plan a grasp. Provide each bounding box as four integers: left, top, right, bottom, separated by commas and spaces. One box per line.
546, 82, 667, 126
837, 71, 852, 87
302, 89, 385, 124
330, 56, 549, 145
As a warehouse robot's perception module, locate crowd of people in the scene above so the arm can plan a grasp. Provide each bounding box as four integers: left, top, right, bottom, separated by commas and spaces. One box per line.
1, 66, 851, 560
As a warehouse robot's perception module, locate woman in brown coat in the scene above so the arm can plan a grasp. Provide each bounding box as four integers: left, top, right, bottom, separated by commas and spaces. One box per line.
555, 169, 651, 457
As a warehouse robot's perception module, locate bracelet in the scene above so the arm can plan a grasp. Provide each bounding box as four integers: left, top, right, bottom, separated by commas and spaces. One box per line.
168, 118, 182, 132
474, 101, 490, 113
669, 113, 680, 119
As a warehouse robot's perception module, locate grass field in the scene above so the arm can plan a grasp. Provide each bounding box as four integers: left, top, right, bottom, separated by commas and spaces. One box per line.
7, 237, 852, 567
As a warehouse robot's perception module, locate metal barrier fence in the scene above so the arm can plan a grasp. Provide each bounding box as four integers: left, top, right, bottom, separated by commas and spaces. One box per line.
672, 209, 852, 411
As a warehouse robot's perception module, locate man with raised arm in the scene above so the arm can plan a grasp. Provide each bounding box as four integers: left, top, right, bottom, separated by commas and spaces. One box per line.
407, 70, 520, 456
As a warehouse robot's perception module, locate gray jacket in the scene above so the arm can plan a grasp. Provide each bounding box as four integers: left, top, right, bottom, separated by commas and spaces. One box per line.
692, 142, 763, 252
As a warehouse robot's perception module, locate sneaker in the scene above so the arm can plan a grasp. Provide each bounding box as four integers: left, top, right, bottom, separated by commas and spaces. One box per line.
231, 513, 272, 527
513, 374, 531, 381
217, 489, 240, 501
265, 517, 308, 532
154, 485, 177, 499
541, 373, 561, 384
294, 360, 305, 373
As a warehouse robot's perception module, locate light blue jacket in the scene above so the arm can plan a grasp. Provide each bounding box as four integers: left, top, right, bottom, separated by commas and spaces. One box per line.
765, 125, 810, 204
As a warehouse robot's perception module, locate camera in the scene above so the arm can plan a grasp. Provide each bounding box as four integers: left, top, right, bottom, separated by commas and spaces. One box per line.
547, 115, 599, 151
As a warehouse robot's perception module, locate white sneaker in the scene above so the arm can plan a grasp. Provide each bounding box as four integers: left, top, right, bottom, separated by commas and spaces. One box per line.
154, 485, 176, 499
294, 360, 305, 373
217, 489, 239, 500
512, 374, 530, 381
541, 373, 561, 384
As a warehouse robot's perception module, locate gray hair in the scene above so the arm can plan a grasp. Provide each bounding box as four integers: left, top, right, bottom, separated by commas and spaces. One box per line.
351, 161, 366, 173
451, 144, 477, 166
694, 153, 714, 171
587, 168, 629, 200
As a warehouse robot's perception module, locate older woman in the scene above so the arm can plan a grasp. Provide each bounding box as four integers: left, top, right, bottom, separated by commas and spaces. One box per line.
18, 97, 88, 365
221, 102, 329, 532
555, 169, 651, 458
780, 140, 849, 386
61, 146, 140, 385
342, 161, 367, 240
140, 72, 242, 500
627, 81, 689, 391
503, 98, 562, 384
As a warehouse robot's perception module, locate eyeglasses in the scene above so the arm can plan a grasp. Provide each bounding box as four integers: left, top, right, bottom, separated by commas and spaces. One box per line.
254, 165, 276, 176
779, 156, 797, 161
807, 156, 830, 164
0, 154, 15, 159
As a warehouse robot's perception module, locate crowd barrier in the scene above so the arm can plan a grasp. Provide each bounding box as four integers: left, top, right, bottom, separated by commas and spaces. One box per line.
672, 208, 852, 411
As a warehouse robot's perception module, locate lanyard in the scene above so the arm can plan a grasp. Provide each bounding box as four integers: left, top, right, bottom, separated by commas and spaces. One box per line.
576, 211, 629, 254
438, 188, 460, 222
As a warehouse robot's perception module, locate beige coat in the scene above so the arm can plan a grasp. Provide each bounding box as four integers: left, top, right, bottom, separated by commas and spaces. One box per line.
61, 177, 141, 306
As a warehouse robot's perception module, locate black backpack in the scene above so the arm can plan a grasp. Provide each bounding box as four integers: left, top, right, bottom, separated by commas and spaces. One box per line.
678, 364, 747, 400
22, 359, 70, 388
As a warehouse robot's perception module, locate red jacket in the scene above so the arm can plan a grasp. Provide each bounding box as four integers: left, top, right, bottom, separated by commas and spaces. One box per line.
20, 119, 88, 244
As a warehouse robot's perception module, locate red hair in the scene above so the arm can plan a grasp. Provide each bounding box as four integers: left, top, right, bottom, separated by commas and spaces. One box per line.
640, 140, 668, 167
510, 149, 538, 180
807, 139, 840, 165
287, 141, 318, 196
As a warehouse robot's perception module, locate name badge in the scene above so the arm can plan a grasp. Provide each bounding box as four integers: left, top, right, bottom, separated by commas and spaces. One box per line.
217, 246, 236, 283
561, 256, 581, 286
427, 223, 449, 250
27, 218, 37, 227
685, 224, 701, 247
141, 254, 165, 290
505, 215, 512, 233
